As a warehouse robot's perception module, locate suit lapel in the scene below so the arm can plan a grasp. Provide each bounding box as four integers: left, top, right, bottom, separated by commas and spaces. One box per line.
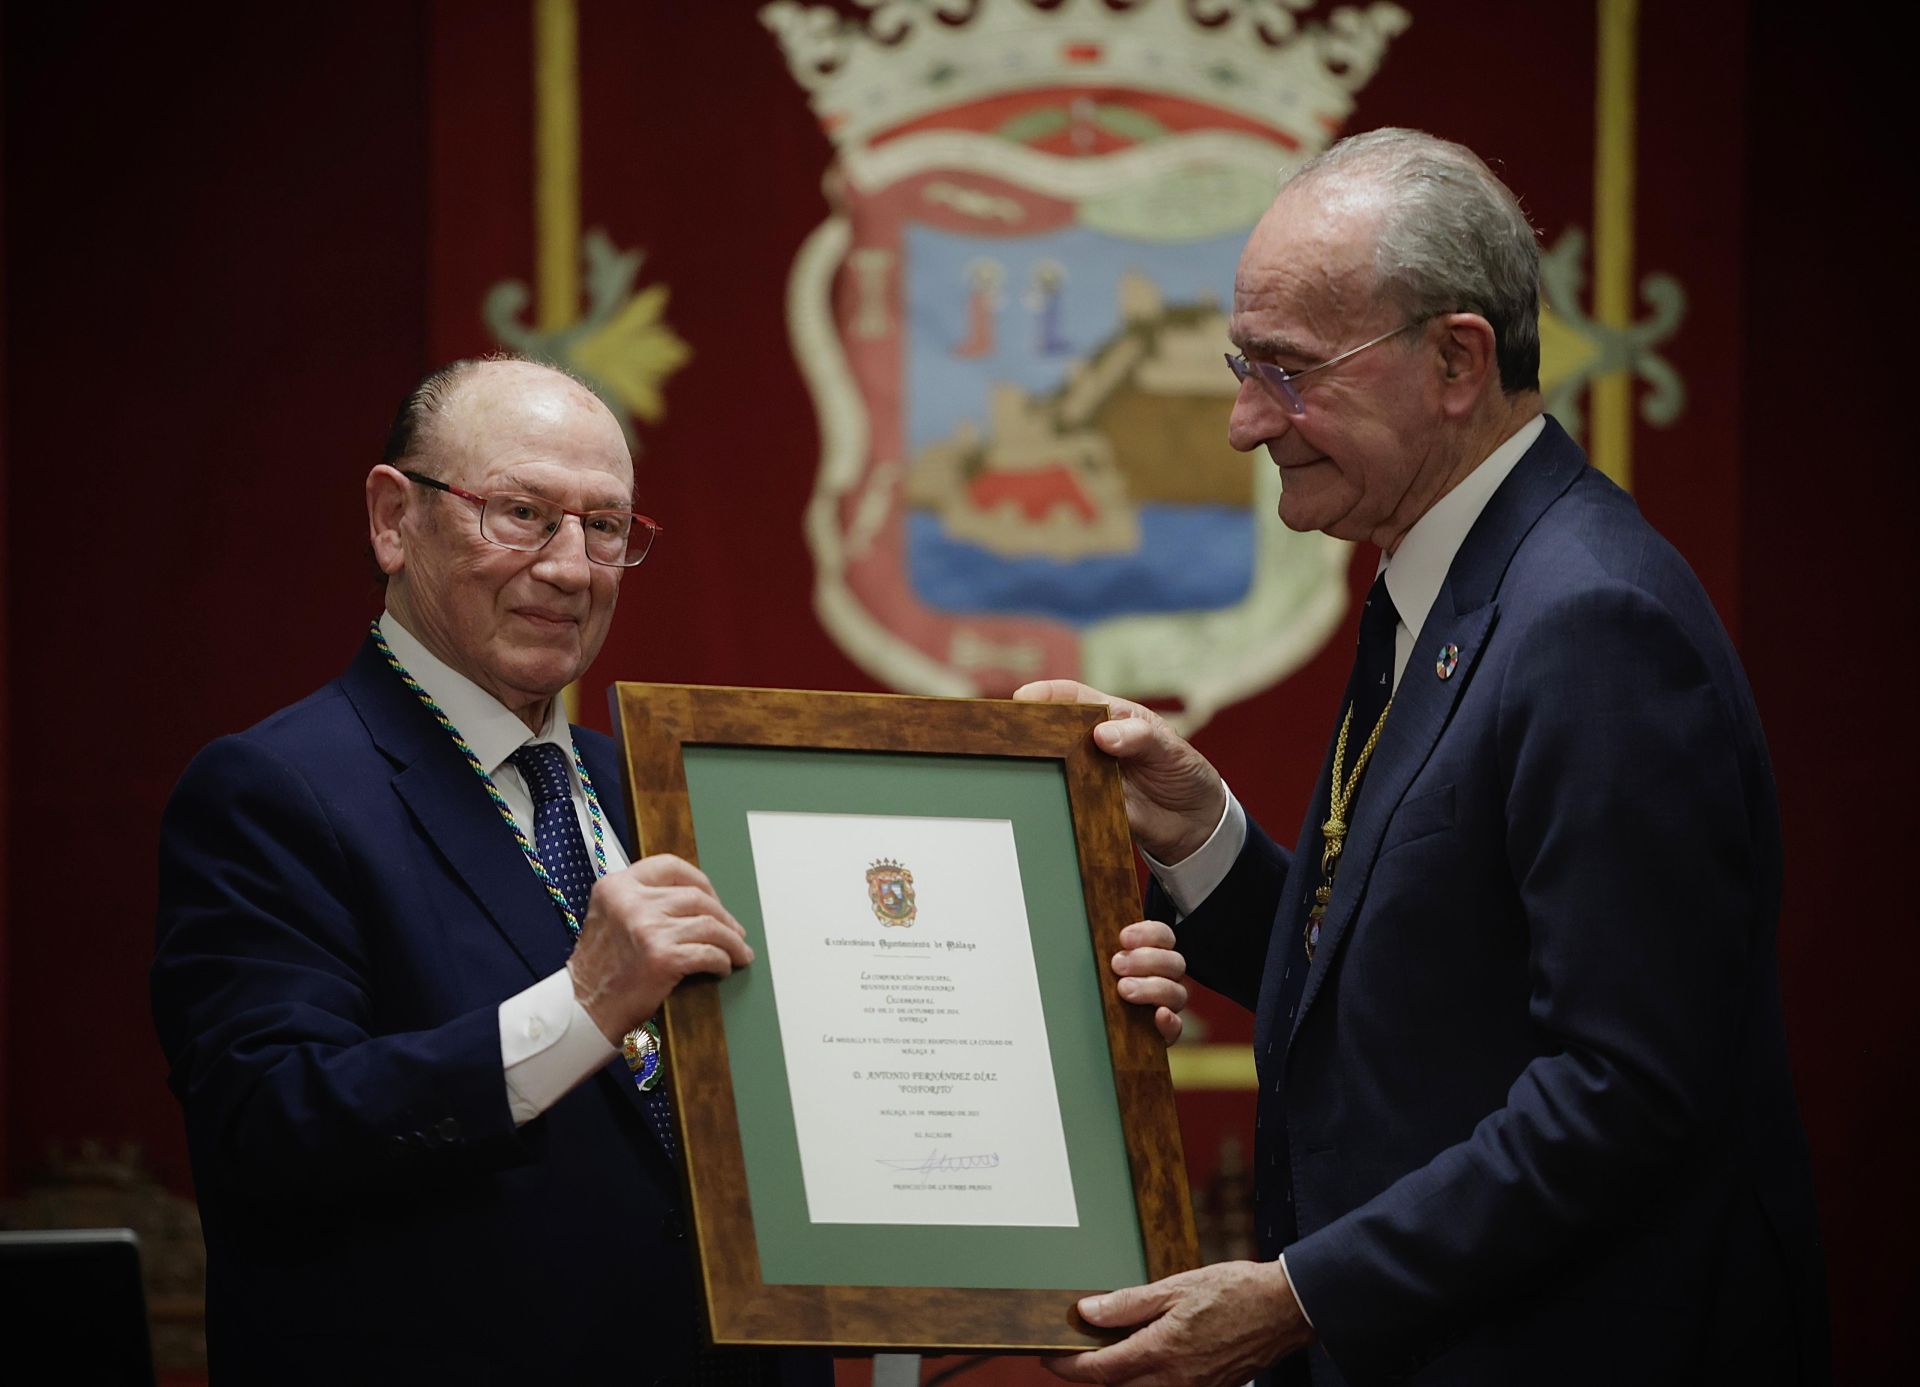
1287, 418, 1589, 1048
342, 636, 574, 983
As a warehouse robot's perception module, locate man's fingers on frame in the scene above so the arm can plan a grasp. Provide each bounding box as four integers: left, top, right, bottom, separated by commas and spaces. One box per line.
1118, 977, 1187, 1010
1013, 678, 1085, 702
1079, 1281, 1175, 1329
1098, 714, 1167, 756
631, 853, 716, 891
1050, 1332, 1160, 1385
1117, 920, 1177, 949
636, 884, 737, 927
685, 940, 747, 978
1014, 678, 1122, 707
1046, 1348, 1123, 1384
1013, 678, 1158, 723
665, 914, 755, 961
1092, 718, 1155, 757
660, 887, 725, 918
1112, 947, 1186, 980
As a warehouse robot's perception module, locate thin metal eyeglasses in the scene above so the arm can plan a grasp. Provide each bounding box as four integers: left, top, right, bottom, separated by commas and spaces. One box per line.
1225, 318, 1429, 416
401, 471, 662, 568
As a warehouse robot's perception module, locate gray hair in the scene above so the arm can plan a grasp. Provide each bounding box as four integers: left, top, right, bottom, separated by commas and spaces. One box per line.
1285, 128, 1542, 394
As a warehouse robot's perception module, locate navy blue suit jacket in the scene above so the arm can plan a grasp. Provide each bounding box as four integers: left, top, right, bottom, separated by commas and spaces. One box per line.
152, 636, 829, 1385
1169, 420, 1826, 1385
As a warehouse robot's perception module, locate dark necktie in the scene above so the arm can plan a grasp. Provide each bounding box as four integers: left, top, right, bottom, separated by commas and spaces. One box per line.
1343, 573, 1401, 822
509, 742, 680, 1162
1257, 573, 1400, 1259
508, 742, 596, 925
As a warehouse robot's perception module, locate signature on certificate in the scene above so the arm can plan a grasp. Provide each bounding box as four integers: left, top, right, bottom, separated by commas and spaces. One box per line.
876, 1149, 1002, 1184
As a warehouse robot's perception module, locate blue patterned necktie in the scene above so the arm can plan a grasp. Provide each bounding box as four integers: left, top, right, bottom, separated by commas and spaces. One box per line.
508, 742, 596, 924
508, 741, 678, 1161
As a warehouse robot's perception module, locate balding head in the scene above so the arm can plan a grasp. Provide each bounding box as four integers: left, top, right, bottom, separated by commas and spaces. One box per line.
382, 356, 619, 477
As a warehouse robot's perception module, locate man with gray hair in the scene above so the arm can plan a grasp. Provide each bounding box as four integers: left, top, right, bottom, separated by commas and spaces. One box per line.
1025, 129, 1825, 1385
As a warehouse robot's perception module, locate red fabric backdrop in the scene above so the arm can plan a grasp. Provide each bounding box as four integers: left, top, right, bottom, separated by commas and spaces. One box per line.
3, 2, 1912, 1377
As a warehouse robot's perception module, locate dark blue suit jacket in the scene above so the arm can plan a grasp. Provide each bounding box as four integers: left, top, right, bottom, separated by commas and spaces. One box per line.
1170, 420, 1826, 1385
152, 636, 829, 1385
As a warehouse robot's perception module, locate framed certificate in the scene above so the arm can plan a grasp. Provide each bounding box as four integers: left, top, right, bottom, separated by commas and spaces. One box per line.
610, 684, 1198, 1353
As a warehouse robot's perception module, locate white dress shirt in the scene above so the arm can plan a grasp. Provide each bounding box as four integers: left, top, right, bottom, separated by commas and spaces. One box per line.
379, 612, 622, 1126
1143, 415, 1545, 1324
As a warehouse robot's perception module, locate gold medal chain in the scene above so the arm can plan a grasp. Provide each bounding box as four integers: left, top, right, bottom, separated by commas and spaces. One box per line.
1305, 698, 1393, 960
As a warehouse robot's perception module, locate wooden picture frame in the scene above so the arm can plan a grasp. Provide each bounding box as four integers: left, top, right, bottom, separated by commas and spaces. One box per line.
610, 683, 1198, 1353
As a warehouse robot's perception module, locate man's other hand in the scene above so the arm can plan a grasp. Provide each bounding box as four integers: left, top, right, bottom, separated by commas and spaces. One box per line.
1014, 680, 1225, 864
566, 854, 754, 1043
1048, 1260, 1312, 1387
1111, 920, 1188, 1044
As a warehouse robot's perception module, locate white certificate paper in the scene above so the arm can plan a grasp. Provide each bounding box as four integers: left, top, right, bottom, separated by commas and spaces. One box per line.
745, 811, 1080, 1227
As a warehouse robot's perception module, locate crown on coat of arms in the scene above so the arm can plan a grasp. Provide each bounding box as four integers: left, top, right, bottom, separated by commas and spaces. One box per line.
760, 0, 1411, 152
865, 857, 917, 926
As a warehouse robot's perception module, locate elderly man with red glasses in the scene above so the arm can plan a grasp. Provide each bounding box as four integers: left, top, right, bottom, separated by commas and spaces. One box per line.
151, 358, 833, 1384
1025, 129, 1827, 1387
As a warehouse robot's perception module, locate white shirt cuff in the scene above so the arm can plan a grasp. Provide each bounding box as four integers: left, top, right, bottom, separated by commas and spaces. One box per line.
499, 967, 618, 1126
1143, 784, 1247, 918
1278, 1251, 1316, 1330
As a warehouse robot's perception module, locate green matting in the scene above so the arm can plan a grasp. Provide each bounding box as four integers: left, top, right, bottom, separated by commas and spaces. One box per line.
682, 745, 1147, 1290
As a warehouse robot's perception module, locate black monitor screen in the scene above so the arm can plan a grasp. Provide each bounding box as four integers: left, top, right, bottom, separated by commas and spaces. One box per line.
0, 1228, 155, 1386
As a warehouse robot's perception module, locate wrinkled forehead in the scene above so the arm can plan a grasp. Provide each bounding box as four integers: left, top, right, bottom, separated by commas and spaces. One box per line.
431, 363, 635, 498
1230, 186, 1386, 352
